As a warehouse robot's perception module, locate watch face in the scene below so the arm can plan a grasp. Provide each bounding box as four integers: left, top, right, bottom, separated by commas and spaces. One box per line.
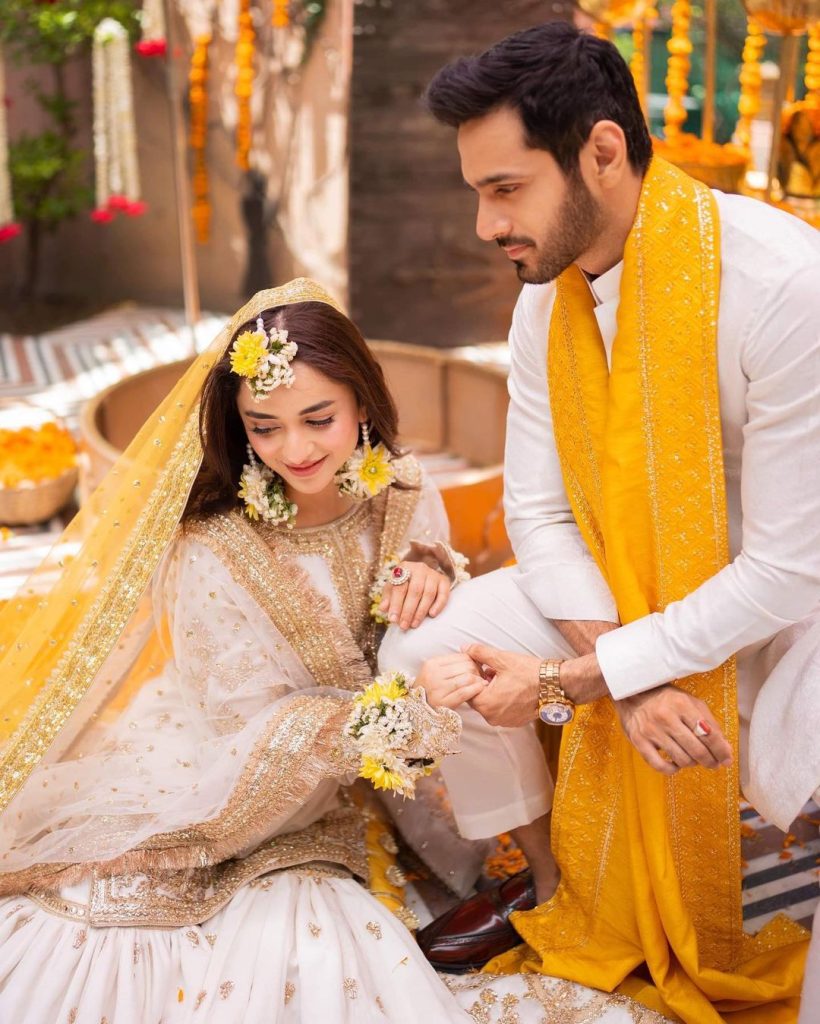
539, 702, 574, 726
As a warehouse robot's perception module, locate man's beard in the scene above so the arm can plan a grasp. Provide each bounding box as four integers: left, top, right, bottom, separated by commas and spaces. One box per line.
501, 172, 604, 285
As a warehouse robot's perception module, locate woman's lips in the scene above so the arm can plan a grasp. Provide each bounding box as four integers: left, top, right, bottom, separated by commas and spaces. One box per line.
284, 456, 328, 477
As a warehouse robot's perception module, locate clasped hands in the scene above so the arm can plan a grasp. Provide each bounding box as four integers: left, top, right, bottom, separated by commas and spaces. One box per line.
417, 646, 733, 776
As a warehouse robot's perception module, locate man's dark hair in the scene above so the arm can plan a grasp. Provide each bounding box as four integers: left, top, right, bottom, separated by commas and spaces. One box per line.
425, 22, 653, 175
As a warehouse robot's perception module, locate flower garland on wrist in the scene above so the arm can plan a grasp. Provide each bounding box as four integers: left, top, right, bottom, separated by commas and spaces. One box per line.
345, 672, 437, 799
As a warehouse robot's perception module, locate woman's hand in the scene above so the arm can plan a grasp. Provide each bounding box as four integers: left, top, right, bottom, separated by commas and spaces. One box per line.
378, 561, 451, 630
415, 653, 487, 709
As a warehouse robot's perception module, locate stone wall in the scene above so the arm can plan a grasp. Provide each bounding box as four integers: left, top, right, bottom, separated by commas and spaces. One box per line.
348, 0, 572, 347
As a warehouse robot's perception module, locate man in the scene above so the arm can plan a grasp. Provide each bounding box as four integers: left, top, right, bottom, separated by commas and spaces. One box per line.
378, 22, 820, 1024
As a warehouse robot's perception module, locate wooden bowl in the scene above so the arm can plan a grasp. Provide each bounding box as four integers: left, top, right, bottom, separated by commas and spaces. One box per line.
0, 466, 78, 525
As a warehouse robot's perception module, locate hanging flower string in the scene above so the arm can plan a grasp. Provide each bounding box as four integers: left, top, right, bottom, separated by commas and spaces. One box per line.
735, 18, 766, 152
806, 23, 820, 108
272, 0, 289, 29
91, 19, 147, 222
663, 0, 692, 143
136, 0, 167, 56
629, 1, 656, 119
190, 32, 211, 243
235, 0, 255, 171
0, 48, 21, 244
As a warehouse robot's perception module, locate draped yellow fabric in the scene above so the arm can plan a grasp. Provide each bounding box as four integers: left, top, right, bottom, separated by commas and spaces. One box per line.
487, 158, 808, 1022
0, 279, 344, 814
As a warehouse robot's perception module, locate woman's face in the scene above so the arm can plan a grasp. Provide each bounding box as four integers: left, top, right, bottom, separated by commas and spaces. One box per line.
236, 360, 363, 497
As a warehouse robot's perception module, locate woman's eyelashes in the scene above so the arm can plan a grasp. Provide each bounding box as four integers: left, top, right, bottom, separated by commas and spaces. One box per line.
250, 416, 334, 436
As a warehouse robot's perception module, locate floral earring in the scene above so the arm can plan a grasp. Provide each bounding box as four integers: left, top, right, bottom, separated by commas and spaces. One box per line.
335, 421, 396, 500
238, 444, 298, 527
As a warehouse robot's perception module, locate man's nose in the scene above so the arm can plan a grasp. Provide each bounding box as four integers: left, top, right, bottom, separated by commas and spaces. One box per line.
475, 201, 510, 243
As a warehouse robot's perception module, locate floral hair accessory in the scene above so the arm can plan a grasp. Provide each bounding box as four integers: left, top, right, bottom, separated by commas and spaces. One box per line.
238, 445, 297, 527
230, 316, 298, 400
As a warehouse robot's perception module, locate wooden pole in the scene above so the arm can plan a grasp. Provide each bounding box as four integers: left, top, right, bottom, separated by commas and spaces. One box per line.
703, 0, 717, 143
765, 34, 800, 202
161, 0, 201, 351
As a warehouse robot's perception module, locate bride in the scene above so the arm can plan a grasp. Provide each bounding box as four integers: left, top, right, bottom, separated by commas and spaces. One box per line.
0, 280, 669, 1023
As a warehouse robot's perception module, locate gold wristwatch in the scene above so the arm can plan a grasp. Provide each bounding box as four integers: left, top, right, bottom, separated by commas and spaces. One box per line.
537, 659, 575, 725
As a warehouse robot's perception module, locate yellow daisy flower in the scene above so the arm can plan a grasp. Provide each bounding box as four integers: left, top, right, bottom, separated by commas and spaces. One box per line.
357, 674, 407, 707
230, 329, 267, 379
357, 444, 395, 496
359, 756, 406, 793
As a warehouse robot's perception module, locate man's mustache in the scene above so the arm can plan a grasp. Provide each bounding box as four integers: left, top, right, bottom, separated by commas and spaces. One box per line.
496, 236, 535, 248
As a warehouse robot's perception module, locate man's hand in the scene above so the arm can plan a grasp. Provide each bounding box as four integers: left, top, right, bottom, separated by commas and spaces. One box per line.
614, 684, 733, 775
416, 653, 487, 709
462, 644, 542, 727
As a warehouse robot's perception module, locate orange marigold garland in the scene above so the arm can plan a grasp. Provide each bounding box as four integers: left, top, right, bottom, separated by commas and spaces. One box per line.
189, 32, 211, 244
664, 0, 693, 143
735, 18, 766, 151
630, 2, 658, 118
272, 0, 289, 29
806, 23, 820, 107
235, 0, 255, 171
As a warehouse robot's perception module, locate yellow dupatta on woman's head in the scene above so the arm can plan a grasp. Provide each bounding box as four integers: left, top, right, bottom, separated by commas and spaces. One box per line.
490, 159, 808, 1023
0, 278, 343, 817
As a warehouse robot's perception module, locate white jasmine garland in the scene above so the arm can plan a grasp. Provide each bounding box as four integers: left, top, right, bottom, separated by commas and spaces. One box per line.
92, 19, 142, 209
238, 446, 297, 527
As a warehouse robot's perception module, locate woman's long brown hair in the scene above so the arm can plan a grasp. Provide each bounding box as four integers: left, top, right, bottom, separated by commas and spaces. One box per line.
184, 301, 402, 521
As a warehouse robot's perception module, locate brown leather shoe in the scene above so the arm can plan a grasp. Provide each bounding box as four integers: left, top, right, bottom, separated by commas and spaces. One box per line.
416, 870, 535, 973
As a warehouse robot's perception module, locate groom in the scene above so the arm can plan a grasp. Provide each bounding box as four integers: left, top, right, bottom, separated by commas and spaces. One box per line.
379, 22, 820, 1024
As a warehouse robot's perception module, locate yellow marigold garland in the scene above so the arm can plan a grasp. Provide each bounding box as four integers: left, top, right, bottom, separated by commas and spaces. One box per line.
664, 0, 692, 143
189, 32, 211, 245
735, 18, 766, 151
235, 0, 255, 171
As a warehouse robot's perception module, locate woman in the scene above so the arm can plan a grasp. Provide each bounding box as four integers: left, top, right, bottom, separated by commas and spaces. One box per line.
0, 281, 669, 1024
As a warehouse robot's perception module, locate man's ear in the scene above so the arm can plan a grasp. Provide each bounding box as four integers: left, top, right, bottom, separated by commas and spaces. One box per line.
582, 120, 629, 188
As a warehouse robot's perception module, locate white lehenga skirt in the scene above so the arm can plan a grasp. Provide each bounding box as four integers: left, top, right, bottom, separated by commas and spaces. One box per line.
0, 873, 670, 1024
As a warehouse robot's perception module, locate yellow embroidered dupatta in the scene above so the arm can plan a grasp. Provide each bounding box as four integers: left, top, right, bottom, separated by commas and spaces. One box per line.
490, 159, 808, 1022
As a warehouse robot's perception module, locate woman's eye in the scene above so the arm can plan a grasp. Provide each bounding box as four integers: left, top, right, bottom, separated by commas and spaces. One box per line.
251, 426, 278, 435
307, 416, 334, 428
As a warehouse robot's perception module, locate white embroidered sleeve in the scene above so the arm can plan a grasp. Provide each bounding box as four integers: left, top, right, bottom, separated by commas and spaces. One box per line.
597, 262, 820, 698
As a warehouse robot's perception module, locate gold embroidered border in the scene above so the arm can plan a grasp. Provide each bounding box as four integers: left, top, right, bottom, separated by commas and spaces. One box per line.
186, 512, 374, 693
27, 807, 366, 928
0, 692, 357, 895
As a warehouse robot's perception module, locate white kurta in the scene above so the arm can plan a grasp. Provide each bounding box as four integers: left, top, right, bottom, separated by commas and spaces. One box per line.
502, 192, 820, 815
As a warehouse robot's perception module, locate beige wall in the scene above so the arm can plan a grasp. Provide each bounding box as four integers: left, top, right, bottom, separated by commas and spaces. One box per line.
0, 2, 351, 316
